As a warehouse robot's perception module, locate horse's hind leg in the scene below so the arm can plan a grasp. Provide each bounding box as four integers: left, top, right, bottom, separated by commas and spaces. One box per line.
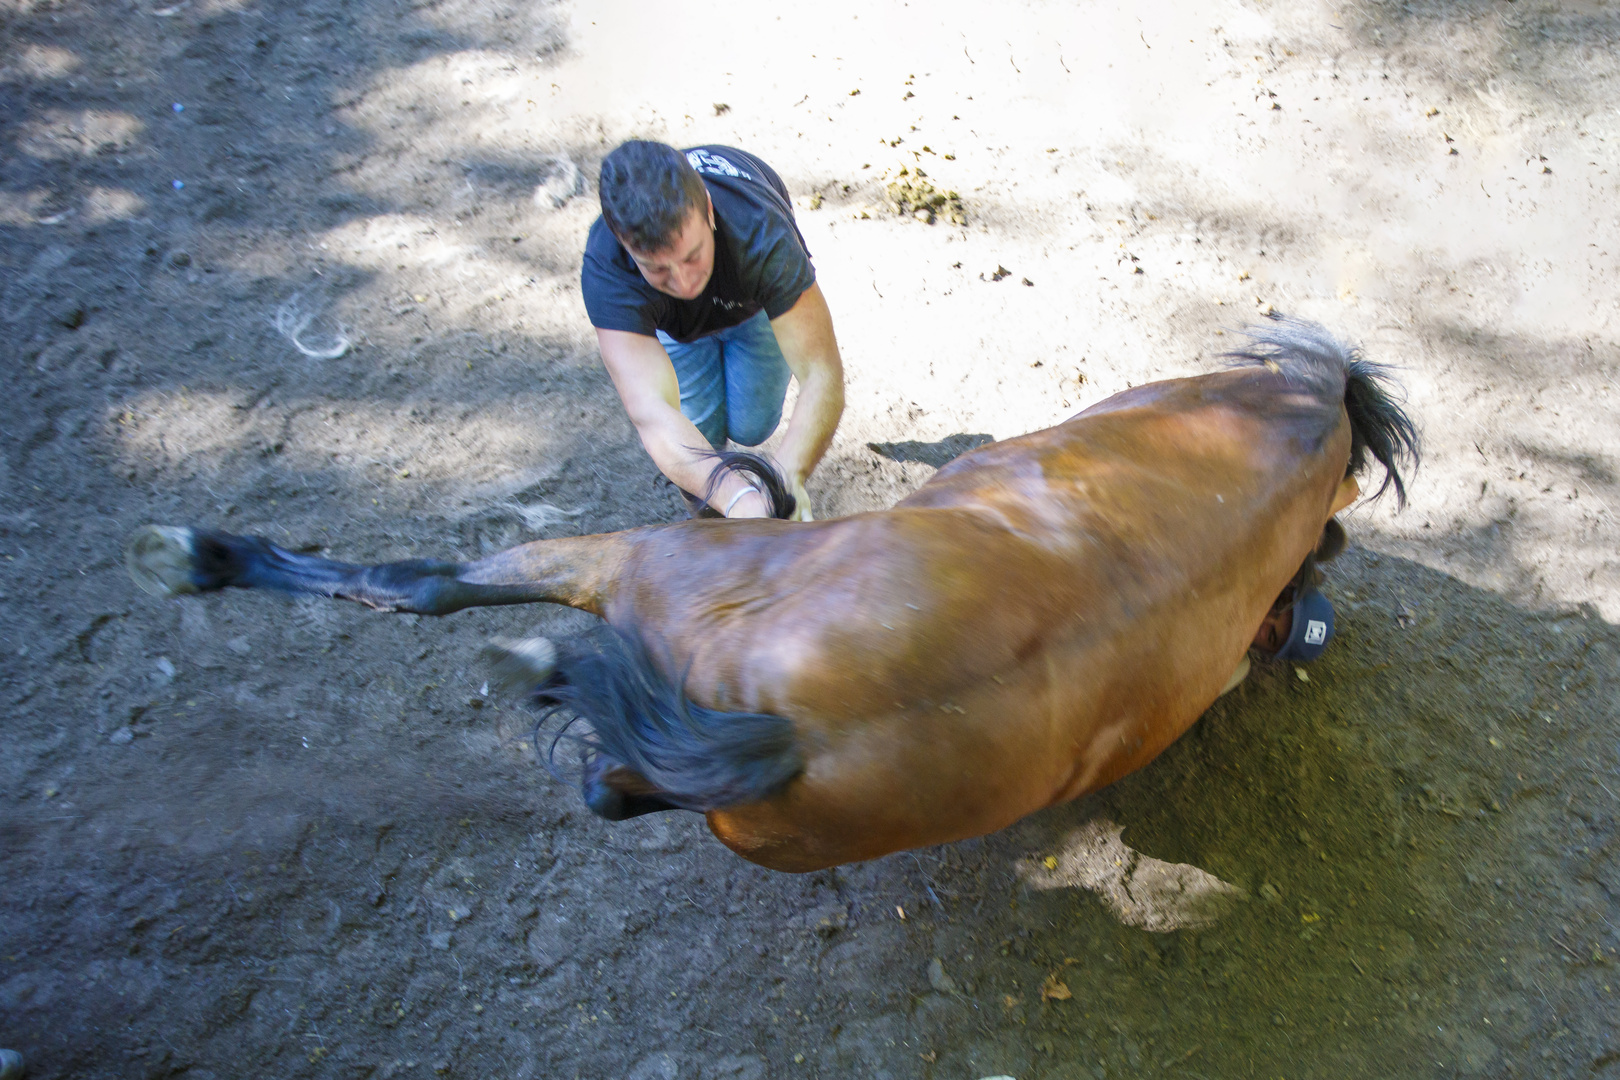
127, 525, 485, 613
126, 525, 624, 615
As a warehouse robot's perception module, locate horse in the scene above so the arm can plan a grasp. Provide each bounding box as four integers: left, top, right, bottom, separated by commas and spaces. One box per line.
125, 318, 1417, 873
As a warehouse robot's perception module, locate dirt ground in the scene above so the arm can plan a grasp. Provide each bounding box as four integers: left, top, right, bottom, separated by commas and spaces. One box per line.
3, 0, 1618, 1077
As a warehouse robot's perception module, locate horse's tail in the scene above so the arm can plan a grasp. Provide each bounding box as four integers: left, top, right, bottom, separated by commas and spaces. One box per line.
537, 626, 803, 812
698, 449, 798, 519
1224, 316, 1421, 506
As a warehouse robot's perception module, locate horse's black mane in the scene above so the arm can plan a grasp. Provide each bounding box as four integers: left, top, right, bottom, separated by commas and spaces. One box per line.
1223, 315, 1421, 507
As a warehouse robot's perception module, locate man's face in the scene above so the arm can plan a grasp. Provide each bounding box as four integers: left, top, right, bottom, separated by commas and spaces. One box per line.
624, 198, 715, 300
1252, 606, 1294, 655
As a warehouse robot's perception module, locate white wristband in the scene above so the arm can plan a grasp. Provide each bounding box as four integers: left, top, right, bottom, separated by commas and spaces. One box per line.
722, 485, 762, 516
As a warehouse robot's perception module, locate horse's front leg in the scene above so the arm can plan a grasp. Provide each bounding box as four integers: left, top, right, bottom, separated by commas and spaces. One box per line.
483, 634, 679, 819
126, 525, 626, 615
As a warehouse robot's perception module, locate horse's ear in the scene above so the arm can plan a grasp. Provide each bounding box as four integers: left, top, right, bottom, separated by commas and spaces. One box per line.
1315, 517, 1348, 562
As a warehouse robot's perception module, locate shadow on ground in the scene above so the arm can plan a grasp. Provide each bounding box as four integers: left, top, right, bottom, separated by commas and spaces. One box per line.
3, 540, 1615, 1079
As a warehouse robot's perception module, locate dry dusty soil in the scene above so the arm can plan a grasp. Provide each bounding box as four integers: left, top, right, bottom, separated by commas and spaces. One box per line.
3, 0, 1619, 1077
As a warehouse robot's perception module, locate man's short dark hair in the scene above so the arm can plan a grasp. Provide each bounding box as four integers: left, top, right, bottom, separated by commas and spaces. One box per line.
598, 141, 708, 253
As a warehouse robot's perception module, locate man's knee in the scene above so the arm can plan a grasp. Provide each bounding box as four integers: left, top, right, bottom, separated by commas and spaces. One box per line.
724, 402, 786, 447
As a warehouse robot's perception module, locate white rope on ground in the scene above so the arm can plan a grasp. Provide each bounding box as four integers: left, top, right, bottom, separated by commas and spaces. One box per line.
272, 292, 351, 360
496, 500, 582, 532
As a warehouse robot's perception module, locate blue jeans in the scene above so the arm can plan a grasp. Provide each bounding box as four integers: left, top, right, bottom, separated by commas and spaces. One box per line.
657, 309, 792, 449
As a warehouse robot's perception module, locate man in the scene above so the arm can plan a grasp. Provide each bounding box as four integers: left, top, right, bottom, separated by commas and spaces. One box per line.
582, 141, 844, 519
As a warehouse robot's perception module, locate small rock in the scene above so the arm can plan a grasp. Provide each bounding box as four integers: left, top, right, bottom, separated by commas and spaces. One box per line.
813, 912, 847, 937
155, 657, 176, 678
1259, 882, 1282, 903
1455, 1028, 1499, 1074
428, 931, 452, 950
52, 304, 86, 330
532, 157, 582, 209
627, 1052, 679, 1080
926, 956, 957, 994
168, 250, 191, 268
706, 1056, 766, 1080
109, 728, 135, 745
1294, 667, 1310, 682
225, 636, 251, 656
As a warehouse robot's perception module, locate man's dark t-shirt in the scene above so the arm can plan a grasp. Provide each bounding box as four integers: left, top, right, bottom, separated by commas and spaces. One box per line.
581, 146, 815, 344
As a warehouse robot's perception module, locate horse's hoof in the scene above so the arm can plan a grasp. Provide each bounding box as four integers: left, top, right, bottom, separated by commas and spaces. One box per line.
125, 526, 200, 598
482, 635, 558, 695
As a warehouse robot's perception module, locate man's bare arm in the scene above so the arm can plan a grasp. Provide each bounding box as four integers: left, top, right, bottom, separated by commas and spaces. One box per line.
768, 282, 846, 514
595, 329, 772, 517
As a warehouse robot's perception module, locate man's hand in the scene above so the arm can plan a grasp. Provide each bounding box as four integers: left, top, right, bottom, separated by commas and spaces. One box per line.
596, 278, 843, 523
595, 329, 765, 516
789, 477, 814, 522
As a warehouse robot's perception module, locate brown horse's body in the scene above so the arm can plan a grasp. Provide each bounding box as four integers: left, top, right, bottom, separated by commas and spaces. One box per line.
129, 321, 1412, 873
461, 367, 1357, 870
